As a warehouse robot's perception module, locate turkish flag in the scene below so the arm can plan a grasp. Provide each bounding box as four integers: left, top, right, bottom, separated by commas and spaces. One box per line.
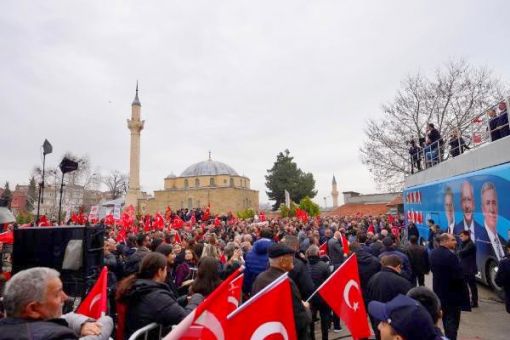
214, 216, 221, 227
341, 234, 350, 255
319, 242, 328, 256
316, 254, 371, 339
164, 268, 244, 340
226, 273, 297, 340
38, 215, 50, 227
76, 266, 108, 319
174, 231, 182, 244
154, 213, 165, 230
173, 216, 184, 229
104, 214, 114, 226
0, 230, 14, 244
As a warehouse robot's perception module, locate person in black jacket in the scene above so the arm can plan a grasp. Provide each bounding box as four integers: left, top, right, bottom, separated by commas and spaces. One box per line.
281, 235, 315, 301
406, 235, 430, 286
407, 222, 420, 242
252, 243, 312, 340
366, 255, 413, 340
349, 242, 381, 298
408, 139, 422, 173
117, 252, 204, 339
458, 230, 478, 307
306, 245, 331, 340
495, 241, 510, 313
430, 233, 470, 340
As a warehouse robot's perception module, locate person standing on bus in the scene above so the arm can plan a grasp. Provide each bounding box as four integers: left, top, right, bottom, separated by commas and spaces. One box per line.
495, 241, 510, 313
444, 187, 455, 234
477, 182, 506, 261
453, 181, 481, 241
458, 230, 478, 308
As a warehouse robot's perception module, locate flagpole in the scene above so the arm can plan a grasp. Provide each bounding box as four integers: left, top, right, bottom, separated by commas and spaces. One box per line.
305, 253, 355, 303
227, 272, 288, 320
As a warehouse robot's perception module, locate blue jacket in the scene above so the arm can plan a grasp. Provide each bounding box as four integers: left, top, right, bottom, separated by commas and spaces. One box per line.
243, 238, 273, 294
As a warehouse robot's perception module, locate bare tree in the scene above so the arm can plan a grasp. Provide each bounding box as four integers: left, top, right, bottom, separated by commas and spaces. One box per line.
360, 60, 506, 190
103, 170, 128, 199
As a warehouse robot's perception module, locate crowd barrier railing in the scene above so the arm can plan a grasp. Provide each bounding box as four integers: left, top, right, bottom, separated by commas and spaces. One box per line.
127, 322, 163, 340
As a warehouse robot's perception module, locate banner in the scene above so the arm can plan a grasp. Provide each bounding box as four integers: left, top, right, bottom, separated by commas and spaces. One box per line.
113, 204, 121, 220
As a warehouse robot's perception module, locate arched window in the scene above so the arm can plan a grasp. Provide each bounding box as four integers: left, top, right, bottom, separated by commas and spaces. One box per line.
195, 178, 200, 187
210, 177, 215, 186
188, 198, 192, 209
230, 178, 234, 187
184, 179, 189, 189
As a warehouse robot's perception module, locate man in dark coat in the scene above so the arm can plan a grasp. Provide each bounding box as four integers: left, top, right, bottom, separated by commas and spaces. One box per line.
306, 245, 331, 340
252, 243, 312, 340
327, 231, 344, 270
407, 223, 420, 241
495, 241, 510, 313
406, 235, 429, 286
430, 233, 470, 340
281, 235, 315, 301
350, 241, 381, 296
378, 237, 413, 282
124, 233, 151, 275
458, 230, 478, 307
366, 255, 412, 340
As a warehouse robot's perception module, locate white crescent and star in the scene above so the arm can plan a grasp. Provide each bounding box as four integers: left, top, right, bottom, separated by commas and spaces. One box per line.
343, 279, 360, 311
251, 321, 289, 340
89, 294, 101, 311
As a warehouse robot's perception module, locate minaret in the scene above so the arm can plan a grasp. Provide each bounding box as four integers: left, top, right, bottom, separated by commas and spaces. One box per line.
125, 82, 145, 208
331, 175, 339, 208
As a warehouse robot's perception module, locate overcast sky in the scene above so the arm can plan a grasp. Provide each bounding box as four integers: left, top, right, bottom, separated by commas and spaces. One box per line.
1, 1, 510, 207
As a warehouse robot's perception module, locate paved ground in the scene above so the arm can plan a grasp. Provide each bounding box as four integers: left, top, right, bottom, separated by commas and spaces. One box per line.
313, 276, 509, 340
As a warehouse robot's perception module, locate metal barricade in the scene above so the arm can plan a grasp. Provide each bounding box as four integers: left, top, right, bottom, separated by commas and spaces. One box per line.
128, 323, 163, 340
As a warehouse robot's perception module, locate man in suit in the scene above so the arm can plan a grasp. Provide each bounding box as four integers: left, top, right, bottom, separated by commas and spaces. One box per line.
453, 181, 481, 240
444, 186, 455, 234
458, 230, 478, 307
430, 233, 470, 340
476, 182, 506, 261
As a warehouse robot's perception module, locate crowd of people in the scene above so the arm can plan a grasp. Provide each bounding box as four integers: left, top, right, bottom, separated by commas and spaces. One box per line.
408, 100, 510, 173
1, 210, 509, 340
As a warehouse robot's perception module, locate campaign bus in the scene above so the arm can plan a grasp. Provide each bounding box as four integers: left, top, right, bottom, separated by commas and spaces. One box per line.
403, 107, 510, 292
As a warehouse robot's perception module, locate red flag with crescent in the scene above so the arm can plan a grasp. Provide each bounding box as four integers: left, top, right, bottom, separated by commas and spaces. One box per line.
0, 230, 14, 244
164, 268, 244, 340
316, 254, 371, 339
225, 273, 296, 340
76, 266, 108, 319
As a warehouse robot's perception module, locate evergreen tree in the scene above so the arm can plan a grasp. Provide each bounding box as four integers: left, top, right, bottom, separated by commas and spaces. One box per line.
0, 182, 12, 208
265, 150, 317, 210
26, 176, 37, 212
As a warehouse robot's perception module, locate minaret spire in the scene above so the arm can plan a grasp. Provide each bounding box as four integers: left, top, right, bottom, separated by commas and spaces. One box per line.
331, 174, 339, 208
132, 81, 141, 106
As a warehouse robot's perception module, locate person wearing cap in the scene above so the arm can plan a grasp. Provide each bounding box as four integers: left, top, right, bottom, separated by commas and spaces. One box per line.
251, 243, 312, 340
430, 233, 470, 340
495, 240, 510, 313
407, 286, 445, 337
368, 294, 441, 340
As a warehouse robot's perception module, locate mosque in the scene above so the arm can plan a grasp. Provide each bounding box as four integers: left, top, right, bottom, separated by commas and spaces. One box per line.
124, 85, 259, 214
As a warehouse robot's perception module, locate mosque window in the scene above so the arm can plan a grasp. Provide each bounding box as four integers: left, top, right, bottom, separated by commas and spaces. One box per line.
195, 178, 200, 187
180, 201, 184, 209
230, 178, 234, 187
184, 179, 189, 189
188, 198, 192, 209
197, 200, 201, 208
210, 177, 215, 186
224, 179, 227, 184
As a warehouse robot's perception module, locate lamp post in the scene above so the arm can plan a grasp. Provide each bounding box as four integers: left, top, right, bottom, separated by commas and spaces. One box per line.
323, 197, 327, 210
36, 139, 52, 225
57, 157, 79, 224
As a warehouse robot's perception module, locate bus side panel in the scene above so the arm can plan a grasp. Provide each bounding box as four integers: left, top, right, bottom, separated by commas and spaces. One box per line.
404, 162, 510, 286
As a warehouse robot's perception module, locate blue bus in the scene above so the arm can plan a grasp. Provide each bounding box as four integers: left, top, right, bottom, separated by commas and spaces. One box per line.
404, 132, 510, 291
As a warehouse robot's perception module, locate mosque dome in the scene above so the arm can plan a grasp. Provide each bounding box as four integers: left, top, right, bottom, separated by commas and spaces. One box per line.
180, 159, 239, 177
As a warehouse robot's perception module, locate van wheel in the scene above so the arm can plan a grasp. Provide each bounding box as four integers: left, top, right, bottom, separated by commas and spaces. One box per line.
486, 260, 505, 299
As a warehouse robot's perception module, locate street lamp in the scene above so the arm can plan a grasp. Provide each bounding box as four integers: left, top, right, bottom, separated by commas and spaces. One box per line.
36, 139, 52, 225
323, 197, 327, 210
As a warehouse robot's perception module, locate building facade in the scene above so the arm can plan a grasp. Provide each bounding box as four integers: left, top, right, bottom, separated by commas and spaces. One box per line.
142, 158, 259, 214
